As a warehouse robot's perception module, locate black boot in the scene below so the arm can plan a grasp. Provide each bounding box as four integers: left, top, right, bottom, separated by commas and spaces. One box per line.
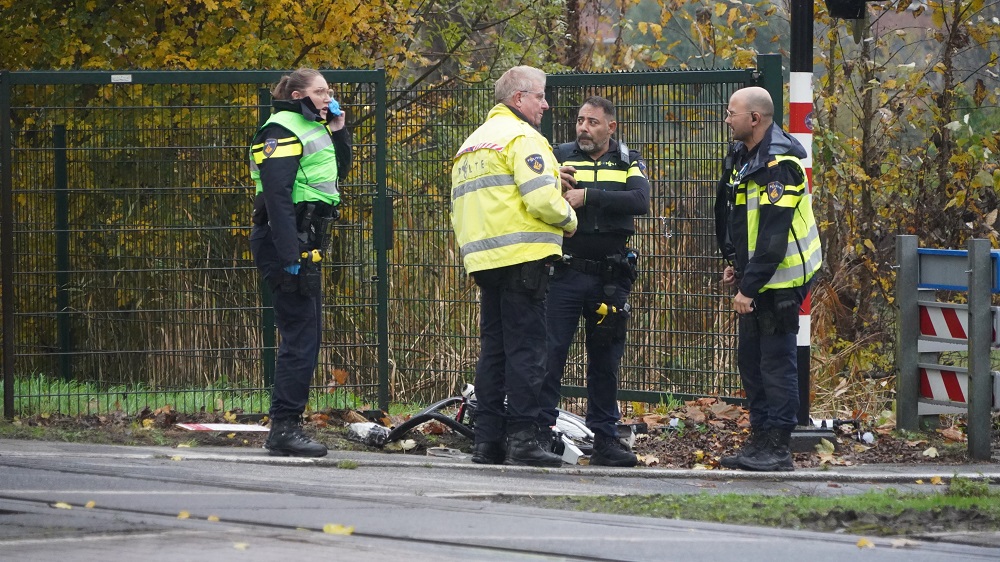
265, 417, 328, 458
504, 424, 563, 467
737, 428, 793, 471
719, 426, 766, 469
471, 441, 505, 464
536, 426, 556, 453
590, 432, 638, 467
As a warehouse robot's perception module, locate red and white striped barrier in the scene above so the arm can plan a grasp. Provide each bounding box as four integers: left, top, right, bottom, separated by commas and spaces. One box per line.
918, 365, 999, 410
918, 302, 1000, 346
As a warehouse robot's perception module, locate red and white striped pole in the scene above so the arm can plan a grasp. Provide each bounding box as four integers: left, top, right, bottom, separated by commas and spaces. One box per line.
790, 0, 814, 426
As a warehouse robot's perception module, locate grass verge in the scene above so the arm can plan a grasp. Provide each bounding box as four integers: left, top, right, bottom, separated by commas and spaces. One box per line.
502, 477, 1000, 536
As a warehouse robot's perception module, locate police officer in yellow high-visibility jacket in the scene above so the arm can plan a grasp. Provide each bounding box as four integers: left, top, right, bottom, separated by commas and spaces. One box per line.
248, 68, 351, 458
451, 66, 578, 468
715, 86, 821, 472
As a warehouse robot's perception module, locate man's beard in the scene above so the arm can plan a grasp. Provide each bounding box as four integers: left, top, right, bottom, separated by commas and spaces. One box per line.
578, 137, 598, 153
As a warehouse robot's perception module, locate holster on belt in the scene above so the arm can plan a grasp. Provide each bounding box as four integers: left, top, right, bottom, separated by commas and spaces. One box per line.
507, 258, 556, 300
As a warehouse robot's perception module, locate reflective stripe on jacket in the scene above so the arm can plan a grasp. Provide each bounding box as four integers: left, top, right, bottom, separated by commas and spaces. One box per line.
730, 153, 821, 290
552, 139, 649, 237
451, 104, 577, 273
250, 111, 340, 205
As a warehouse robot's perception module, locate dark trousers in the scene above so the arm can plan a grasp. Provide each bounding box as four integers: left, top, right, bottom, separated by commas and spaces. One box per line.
736, 289, 805, 431
250, 223, 322, 421
539, 267, 631, 439
471, 265, 548, 445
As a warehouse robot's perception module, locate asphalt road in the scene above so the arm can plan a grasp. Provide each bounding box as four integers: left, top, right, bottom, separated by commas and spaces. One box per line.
2, 439, 998, 561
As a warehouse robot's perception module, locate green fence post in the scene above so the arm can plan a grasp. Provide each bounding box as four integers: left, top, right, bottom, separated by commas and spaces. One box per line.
1, 70, 13, 419
373, 70, 391, 412
256, 87, 276, 389
966, 238, 992, 460
895, 235, 919, 431
54, 125, 73, 381
755, 53, 784, 125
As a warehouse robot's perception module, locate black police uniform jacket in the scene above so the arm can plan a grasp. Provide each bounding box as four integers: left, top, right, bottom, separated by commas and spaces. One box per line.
250, 97, 352, 268
553, 139, 650, 259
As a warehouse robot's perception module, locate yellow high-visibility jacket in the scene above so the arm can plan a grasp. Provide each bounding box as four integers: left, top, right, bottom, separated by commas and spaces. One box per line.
451, 104, 577, 273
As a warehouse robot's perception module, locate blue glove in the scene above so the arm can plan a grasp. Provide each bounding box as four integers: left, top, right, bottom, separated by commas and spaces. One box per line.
327, 99, 342, 117
283, 264, 300, 275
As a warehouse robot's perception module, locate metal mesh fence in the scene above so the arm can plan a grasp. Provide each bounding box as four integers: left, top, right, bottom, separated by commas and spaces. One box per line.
3, 66, 761, 417
546, 74, 747, 407
2, 71, 384, 416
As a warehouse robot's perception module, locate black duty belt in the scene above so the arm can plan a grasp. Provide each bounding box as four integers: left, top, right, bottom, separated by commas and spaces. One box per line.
562, 255, 605, 275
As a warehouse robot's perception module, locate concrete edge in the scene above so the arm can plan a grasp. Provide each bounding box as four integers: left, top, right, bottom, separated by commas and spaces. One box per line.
5, 447, 998, 485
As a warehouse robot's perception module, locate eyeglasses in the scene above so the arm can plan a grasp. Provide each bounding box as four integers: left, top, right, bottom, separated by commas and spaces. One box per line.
520, 90, 546, 101
306, 87, 333, 98
725, 109, 754, 119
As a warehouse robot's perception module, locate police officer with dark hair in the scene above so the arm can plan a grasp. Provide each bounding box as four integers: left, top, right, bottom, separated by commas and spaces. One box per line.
715, 86, 821, 471
538, 96, 650, 467
249, 67, 352, 457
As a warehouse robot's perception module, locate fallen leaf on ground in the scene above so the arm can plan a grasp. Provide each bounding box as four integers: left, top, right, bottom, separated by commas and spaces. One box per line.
51, 502, 72, 510
929, 476, 943, 485
323, 523, 355, 535
684, 406, 706, 424
638, 454, 659, 466
938, 427, 966, 442
922, 447, 939, 458
85, 501, 96, 508
343, 410, 368, 424
177, 511, 190, 519
709, 403, 742, 420
856, 538, 875, 549
419, 421, 448, 435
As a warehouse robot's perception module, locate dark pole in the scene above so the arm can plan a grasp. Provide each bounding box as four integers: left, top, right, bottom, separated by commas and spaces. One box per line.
790, 0, 814, 426
1, 71, 13, 419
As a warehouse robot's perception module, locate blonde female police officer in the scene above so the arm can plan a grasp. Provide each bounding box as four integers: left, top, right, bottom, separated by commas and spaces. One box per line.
249, 68, 352, 457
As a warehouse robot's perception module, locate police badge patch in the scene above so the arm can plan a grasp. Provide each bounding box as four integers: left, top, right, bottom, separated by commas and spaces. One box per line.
262, 138, 278, 158
525, 154, 545, 173
767, 181, 784, 203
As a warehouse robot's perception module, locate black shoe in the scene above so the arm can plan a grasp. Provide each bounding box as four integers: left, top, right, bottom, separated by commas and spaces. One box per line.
504, 425, 563, 468
536, 426, 556, 453
737, 428, 793, 471
719, 426, 766, 469
471, 441, 505, 464
265, 417, 328, 458
590, 432, 637, 467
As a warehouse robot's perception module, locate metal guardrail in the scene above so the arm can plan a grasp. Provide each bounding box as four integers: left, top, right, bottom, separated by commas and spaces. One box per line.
895, 235, 997, 460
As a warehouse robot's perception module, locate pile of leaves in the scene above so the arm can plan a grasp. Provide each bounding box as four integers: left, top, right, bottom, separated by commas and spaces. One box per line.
2, 400, 995, 468
624, 398, 991, 469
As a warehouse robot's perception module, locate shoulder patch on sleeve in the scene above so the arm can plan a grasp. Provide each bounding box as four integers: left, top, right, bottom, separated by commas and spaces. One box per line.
262, 138, 278, 158
767, 181, 785, 203
767, 159, 779, 167
636, 158, 647, 174
525, 154, 545, 174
